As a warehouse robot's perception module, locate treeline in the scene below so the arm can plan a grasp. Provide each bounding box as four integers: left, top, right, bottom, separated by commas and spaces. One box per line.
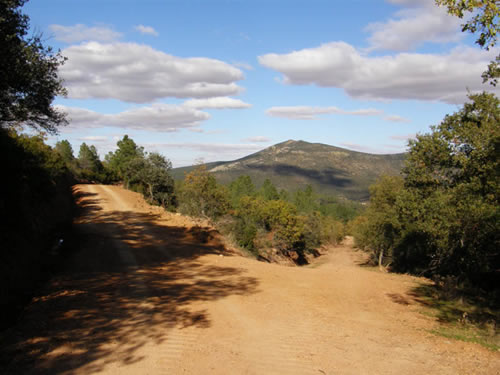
352, 93, 499, 291
56, 135, 176, 209
50, 133, 362, 264
73, 133, 362, 263
176, 167, 362, 263
0, 129, 75, 326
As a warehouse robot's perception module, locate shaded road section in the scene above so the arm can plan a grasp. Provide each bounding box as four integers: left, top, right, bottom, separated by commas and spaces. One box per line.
1, 184, 498, 374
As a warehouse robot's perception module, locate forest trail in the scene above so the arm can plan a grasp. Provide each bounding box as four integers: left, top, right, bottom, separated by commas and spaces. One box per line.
1, 184, 498, 375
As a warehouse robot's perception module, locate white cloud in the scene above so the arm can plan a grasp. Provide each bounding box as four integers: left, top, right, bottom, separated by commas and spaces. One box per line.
145, 142, 265, 163
384, 115, 411, 123
183, 97, 252, 109
78, 136, 109, 142
49, 24, 122, 43
57, 104, 210, 132
242, 136, 271, 143
259, 42, 498, 104
266, 105, 383, 120
134, 25, 159, 36
149, 142, 263, 154
232, 61, 254, 70
60, 42, 244, 103
339, 142, 401, 154
365, 3, 463, 51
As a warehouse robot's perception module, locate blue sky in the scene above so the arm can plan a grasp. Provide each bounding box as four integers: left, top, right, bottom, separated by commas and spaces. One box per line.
26, 0, 498, 167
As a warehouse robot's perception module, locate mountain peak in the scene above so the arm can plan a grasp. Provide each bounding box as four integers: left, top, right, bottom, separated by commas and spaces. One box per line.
172, 140, 405, 201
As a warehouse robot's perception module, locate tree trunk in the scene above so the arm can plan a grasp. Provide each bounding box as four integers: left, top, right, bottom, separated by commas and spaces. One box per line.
378, 250, 384, 269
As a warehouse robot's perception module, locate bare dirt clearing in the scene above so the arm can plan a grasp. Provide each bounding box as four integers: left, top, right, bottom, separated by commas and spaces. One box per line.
1, 184, 498, 374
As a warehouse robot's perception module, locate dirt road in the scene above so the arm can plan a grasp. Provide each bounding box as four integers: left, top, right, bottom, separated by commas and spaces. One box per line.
1, 184, 498, 374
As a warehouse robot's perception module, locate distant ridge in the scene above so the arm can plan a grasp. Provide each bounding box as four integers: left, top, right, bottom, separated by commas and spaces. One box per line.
172, 140, 405, 201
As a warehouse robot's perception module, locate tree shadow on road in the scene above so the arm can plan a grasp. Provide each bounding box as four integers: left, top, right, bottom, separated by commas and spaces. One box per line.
0, 187, 259, 374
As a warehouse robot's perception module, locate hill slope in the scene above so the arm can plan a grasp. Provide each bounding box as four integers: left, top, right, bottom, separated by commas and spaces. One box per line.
172, 140, 406, 200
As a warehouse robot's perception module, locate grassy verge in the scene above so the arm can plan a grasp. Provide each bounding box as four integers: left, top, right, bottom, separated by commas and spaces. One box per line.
410, 283, 499, 351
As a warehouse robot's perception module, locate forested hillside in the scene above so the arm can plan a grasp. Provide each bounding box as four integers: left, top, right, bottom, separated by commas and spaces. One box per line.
172, 140, 405, 201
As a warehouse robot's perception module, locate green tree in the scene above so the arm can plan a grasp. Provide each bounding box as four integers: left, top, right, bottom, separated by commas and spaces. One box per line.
78, 143, 100, 171
436, 0, 499, 85
362, 175, 404, 267
178, 165, 230, 219
0, 0, 67, 133
229, 175, 256, 207
106, 135, 144, 184
400, 92, 499, 277
77, 143, 105, 181
259, 178, 279, 201
128, 152, 175, 207
355, 93, 499, 282
55, 140, 74, 164
293, 185, 319, 213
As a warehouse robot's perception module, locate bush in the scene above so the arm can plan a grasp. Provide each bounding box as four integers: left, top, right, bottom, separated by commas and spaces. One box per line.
177, 166, 230, 219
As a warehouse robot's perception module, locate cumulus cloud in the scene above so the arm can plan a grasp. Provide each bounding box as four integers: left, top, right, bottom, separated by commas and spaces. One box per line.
365, 2, 462, 51
266, 105, 383, 120
60, 42, 244, 103
183, 97, 252, 109
259, 42, 498, 104
49, 24, 122, 43
134, 25, 159, 36
57, 103, 210, 132
241, 136, 271, 143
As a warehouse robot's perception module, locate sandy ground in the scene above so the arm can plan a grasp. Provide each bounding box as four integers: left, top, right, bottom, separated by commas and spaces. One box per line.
1, 184, 498, 375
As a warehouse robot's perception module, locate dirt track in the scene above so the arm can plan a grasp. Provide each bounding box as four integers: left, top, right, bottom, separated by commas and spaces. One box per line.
1, 184, 498, 374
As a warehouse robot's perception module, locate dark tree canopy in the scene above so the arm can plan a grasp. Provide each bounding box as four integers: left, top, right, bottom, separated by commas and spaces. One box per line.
0, 0, 67, 133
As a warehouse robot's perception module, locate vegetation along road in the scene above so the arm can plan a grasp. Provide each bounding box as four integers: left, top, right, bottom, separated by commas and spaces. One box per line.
1, 184, 498, 374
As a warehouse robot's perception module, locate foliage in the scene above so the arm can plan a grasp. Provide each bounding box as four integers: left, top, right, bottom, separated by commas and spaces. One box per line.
354, 93, 500, 285
0, 0, 67, 133
293, 185, 319, 213
0, 129, 73, 326
436, 0, 499, 84
319, 195, 363, 223
106, 135, 144, 184
179, 171, 346, 262
177, 165, 230, 219
291, 185, 363, 222
229, 175, 256, 207
55, 140, 74, 164
436, 0, 499, 49
77, 143, 106, 181
171, 140, 406, 202
351, 175, 404, 266
259, 178, 279, 200
127, 152, 175, 208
